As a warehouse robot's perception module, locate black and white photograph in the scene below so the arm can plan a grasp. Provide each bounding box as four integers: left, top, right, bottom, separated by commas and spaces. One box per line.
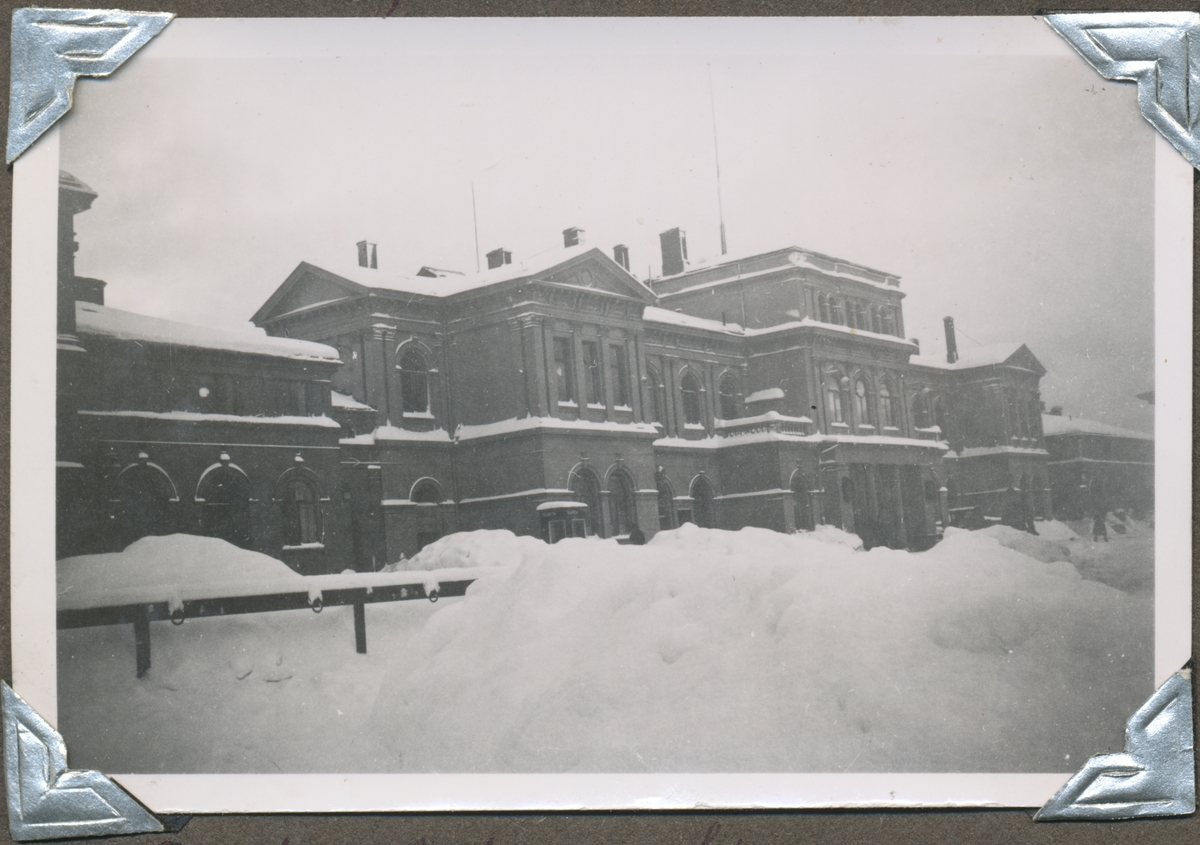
11, 15, 1191, 811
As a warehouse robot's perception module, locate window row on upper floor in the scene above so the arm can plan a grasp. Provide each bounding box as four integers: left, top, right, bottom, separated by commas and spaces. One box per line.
644, 362, 742, 429
815, 293, 902, 337
552, 336, 635, 410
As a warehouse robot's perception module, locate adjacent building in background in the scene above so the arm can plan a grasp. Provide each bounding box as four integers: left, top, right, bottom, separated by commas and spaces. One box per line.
58, 172, 1069, 572
1042, 411, 1155, 520
56, 173, 353, 574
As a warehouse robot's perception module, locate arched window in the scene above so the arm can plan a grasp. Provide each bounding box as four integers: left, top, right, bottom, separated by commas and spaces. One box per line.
825, 375, 845, 424
569, 468, 603, 537
681, 372, 703, 426
114, 463, 177, 548
818, 293, 831, 323
411, 479, 442, 504
646, 365, 665, 424
870, 305, 882, 334
854, 378, 875, 426
881, 307, 896, 336
398, 348, 430, 415
197, 465, 253, 549
791, 471, 815, 532
692, 475, 715, 528
656, 473, 676, 530
831, 299, 845, 325
912, 393, 932, 429
879, 379, 899, 428
718, 374, 739, 420
608, 470, 637, 537
281, 478, 320, 546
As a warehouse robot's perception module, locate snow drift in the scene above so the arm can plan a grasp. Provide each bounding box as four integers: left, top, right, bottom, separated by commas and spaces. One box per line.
58, 523, 1152, 774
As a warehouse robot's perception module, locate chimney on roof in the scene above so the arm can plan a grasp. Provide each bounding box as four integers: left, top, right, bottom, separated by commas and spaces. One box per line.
563, 227, 585, 248
613, 244, 630, 271
357, 240, 377, 269
659, 228, 689, 277
1049, 405, 1063, 416
486, 247, 512, 270
943, 316, 958, 364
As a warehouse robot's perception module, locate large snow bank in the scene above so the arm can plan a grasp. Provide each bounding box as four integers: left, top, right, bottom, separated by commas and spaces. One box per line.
363, 524, 1150, 773
59, 525, 1152, 775
978, 519, 1153, 594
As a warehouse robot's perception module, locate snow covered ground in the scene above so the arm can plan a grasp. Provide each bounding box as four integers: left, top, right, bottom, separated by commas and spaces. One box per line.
58, 521, 1153, 774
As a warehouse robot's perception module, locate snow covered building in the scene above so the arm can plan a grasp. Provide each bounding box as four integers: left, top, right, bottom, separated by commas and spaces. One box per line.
56, 173, 354, 574
1041, 411, 1154, 520
253, 226, 1053, 565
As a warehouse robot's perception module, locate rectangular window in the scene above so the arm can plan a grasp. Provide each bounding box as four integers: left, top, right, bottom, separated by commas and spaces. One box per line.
582, 341, 602, 405
609, 345, 629, 407
552, 337, 575, 403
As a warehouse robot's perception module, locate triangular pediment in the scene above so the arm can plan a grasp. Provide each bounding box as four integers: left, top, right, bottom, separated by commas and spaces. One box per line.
535, 249, 657, 304
251, 262, 366, 327
1003, 344, 1047, 376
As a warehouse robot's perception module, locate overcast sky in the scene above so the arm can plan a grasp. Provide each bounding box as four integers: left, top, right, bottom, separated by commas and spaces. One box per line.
59, 18, 1158, 432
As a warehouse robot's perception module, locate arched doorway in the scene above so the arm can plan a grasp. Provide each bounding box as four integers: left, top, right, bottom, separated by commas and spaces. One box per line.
607, 470, 637, 537
197, 465, 254, 548
569, 467, 604, 537
692, 475, 715, 528
790, 471, 815, 531
656, 472, 676, 530
114, 463, 177, 548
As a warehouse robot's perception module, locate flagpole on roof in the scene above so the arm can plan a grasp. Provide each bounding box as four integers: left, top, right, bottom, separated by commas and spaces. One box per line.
471, 181, 481, 273
708, 64, 727, 256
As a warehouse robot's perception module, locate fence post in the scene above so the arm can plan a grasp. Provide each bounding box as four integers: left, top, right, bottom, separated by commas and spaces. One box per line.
353, 600, 367, 654
134, 606, 151, 678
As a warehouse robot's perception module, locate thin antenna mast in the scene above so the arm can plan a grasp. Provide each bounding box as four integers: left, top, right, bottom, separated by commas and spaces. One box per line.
708, 64, 727, 256
471, 182, 481, 272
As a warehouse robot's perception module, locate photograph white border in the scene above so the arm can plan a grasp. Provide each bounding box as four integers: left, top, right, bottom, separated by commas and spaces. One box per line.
11, 16, 1192, 813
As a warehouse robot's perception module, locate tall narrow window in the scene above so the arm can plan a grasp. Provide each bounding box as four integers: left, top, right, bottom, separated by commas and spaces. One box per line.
880, 380, 899, 428
399, 348, 430, 415
198, 467, 253, 549
646, 365, 664, 424
882, 307, 896, 336
657, 474, 675, 530
870, 305, 882, 334
818, 293, 831, 323
718, 375, 738, 420
692, 476, 715, 528
609, 345, 630, 407
553, 337, 575, 403
912, 393, 931, 428
582, 341, 602, 405
854, 378, 875, 426
609, 471, 637, 537
825, 375, 844, 424
681, 372, 703, 426
281, 479, 320, 546
831, 299, 845, 325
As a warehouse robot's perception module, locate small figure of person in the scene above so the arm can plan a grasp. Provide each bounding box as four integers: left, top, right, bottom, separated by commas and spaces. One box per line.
1092, 510, 1109, 542
628, 526, 647, 545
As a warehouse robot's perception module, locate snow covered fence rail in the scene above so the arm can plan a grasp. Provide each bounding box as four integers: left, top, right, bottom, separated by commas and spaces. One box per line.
57, 536, 476, 678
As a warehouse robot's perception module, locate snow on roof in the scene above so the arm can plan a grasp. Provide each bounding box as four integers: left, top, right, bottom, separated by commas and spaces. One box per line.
330, 390, 375, 411
536, 501, 589, 511
456, 416, 659, 441
77, 302, 341, 363
1041, 414, 1154, 441
642, 306, 743, 335
744, 317, 916, 346
301, 244, 650, 300
745, 387, 785, 403
909, 342, 1024, 370
659, 247, 901, 295
81, 410, 341, 428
